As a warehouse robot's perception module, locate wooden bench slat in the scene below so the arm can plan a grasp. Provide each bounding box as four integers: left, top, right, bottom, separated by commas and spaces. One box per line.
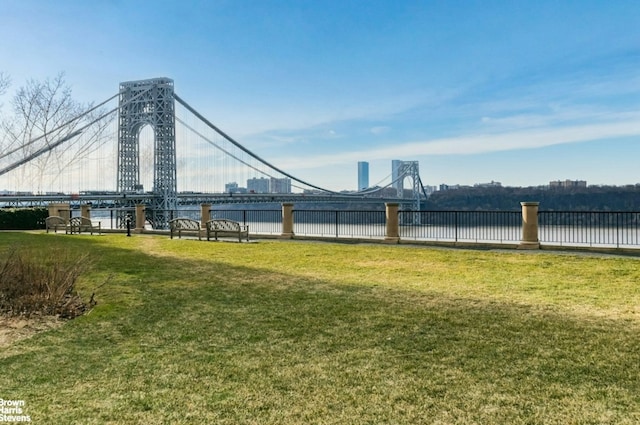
206, 219, 249, 242
68, 216, 101, 235
45, 216, 68, 234
169, 218, 202, 240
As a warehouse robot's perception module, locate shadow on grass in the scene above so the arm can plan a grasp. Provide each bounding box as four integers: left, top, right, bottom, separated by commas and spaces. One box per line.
1, 232, 639, 424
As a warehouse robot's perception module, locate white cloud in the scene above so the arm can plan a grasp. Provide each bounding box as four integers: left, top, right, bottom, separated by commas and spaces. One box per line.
370, 126, 390, 135
275, 117, 640, 170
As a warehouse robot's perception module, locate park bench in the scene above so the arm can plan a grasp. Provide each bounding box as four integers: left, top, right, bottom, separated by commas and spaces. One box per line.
45, 216, 69, 233
206, 219, 249, 242
169, 218, 202, 240
68, 216, 101, 235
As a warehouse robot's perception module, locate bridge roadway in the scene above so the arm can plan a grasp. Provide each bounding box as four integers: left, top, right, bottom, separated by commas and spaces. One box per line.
1, 192, 410, 208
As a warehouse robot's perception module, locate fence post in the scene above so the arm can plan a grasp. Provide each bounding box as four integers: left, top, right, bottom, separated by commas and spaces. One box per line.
48, 203, 71, 221
518, 202, 540, 249
281, 202, 294, 239
385, 203, 400, 243
200, 203, 211, 229
135, 204, 146, 233
80, 204, 91, 219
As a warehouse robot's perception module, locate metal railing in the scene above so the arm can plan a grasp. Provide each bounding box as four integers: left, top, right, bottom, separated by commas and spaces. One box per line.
78, 206, 640, 250
293, 210, 386, 239
399, 210, 522, 243
539, 211, 640, 248
210, 209, 282, 234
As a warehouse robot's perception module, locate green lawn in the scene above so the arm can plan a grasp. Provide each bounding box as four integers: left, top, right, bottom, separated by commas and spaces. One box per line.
1, 232, 640, 424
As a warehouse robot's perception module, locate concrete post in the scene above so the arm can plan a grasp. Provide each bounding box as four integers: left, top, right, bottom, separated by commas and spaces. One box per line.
518, 202, 540, 249
135, 204, 146, 233
281, 202, 294, 239
385, 203, 400, 243
80, 204, 91, 219
48, 203, 70, 221
200, 204, 211, 229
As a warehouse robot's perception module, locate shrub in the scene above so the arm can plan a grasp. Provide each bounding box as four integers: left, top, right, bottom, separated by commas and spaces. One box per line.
0, 208, 48, 230
0, 247, 92, 318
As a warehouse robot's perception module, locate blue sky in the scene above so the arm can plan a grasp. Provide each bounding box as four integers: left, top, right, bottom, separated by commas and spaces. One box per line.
1, 0, 640, 190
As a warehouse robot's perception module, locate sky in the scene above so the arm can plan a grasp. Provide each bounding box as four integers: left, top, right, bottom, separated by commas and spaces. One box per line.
1, 0, 640, 191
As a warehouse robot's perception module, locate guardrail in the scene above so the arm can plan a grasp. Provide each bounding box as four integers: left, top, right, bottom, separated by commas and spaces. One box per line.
48, 202, 640, 250
293, 210, 386, 239
209, 209, 281, 235
398, 210, 522, 243
539, 211, 640, 248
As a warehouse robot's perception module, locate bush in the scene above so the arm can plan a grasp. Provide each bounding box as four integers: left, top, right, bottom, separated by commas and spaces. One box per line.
0, 247, 92, 318
0, 208, 48, 230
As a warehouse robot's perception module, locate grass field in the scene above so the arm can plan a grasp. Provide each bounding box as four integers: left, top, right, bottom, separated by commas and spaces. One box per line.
1, 232, 640, 424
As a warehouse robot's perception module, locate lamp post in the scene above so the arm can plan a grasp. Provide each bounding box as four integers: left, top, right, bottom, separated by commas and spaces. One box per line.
125, 213, 132, 237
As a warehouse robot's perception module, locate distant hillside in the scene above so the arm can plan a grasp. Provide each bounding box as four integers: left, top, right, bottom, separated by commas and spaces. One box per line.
423, 186, 640, 211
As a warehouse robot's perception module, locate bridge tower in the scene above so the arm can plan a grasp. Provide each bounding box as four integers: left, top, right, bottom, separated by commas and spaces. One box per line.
392, 160, 425, 225
117, 78, 177, 229
392, 160, 422, 211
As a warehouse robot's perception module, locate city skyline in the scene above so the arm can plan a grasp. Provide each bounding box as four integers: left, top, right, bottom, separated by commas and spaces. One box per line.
1, 1, 639, 191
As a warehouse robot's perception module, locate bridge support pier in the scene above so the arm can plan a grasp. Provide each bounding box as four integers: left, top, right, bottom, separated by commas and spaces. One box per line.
518, 202, 540, 249
384, 203, 400, 243
280, 203, 294, 239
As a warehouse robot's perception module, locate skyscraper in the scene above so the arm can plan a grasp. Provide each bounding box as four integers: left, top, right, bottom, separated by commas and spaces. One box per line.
391, 159, 402, 190
358, 161, 369, 191
270, 177, 292, 193
247, 177, 269, 193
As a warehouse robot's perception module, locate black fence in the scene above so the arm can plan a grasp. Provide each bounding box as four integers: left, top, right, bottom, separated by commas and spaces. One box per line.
538, 211, 640, 248
399, 210, 522, 243
210, 209, 282, 234
84, 206, 640, 249
293, 210, 386, 239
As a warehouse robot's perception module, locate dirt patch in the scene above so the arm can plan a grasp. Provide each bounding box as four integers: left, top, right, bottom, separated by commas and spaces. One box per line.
0, 315, 64, 348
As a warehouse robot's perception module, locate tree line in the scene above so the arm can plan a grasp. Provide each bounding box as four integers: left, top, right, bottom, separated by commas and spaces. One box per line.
422, 185, 640, 211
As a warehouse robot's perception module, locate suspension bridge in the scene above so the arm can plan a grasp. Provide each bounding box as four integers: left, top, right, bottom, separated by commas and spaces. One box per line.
0, 77, 428, 228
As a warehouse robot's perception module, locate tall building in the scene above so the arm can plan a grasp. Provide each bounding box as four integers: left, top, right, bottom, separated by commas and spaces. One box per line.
270, 177, 292, 193
357, 161, 369, 191
391, 159, 402, 190
247, 177, 269, 193
549, 179, 587, 189
225, 182, 239, 193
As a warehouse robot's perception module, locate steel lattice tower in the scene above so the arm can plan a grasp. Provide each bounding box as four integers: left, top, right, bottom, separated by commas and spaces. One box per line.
394, 160, 421, 211
117, 78, 177, 229
393, 160, 424, 225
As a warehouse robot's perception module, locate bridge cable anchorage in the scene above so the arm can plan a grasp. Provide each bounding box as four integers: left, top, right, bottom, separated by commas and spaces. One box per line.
173, 92, 370, 196
0, 92, 119, 162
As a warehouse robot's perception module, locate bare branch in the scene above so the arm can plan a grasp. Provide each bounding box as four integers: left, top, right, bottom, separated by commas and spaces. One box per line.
0, 72, 9, 96
0, 73, 115, 191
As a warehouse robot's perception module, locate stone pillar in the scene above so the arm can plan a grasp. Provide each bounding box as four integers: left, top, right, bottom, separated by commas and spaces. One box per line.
200, 204, 211, 229
135, 204, 146, 233
281, 202, 294, 239
80, 204, 91, 219
384, 203, 400, 243
518, 202, 540, 249
48, 203, 70, 221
